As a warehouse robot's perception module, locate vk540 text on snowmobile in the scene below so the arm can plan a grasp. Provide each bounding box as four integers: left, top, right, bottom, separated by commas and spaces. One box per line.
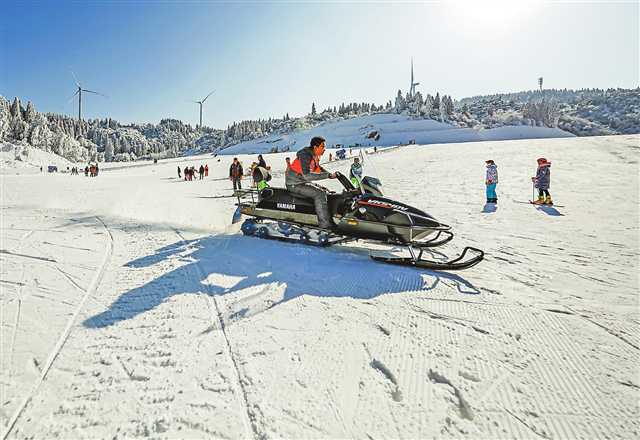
232, 173, 484, 271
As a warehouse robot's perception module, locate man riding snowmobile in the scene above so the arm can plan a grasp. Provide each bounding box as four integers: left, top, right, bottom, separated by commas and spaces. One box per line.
285, 136, 337, 230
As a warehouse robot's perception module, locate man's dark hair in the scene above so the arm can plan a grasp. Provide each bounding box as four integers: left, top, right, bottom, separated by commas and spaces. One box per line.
310, 136, 326, 147
233, 157, 238, 161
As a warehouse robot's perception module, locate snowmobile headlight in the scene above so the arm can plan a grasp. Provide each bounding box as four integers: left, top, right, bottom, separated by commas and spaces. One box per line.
358, 207, 367, 214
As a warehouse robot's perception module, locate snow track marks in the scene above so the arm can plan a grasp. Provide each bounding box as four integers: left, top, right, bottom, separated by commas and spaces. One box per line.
173, 229, 258, 439
1, 217, 113, 440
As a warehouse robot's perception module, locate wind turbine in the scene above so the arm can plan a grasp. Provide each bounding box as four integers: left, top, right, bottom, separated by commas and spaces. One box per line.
70, 72, 107, 121
409, 58, 420, 98
194, 90, 214, 128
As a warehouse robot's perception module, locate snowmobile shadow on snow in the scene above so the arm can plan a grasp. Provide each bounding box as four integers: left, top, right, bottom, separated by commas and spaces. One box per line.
82, 234, 480, 329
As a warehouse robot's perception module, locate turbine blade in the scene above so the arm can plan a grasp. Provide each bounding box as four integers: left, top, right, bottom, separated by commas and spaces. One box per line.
67, 90, 79, 103
83, 89, 108, 98
202, 90, 214, 103
71, 70, 81, 87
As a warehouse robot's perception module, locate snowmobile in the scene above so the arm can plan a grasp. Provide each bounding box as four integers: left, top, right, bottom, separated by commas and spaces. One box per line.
232, 172, 484, 270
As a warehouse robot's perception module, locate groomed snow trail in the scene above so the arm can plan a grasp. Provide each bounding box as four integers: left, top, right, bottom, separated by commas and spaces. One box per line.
0, 135, 638, 439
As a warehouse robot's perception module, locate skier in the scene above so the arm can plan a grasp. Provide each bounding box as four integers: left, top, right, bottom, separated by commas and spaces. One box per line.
485, 160, 498, 203
349, 157, 363, 187
229, 157, 243, 191
257, 154, 267, 169
204, 164, 208, 177
285, 136, 337, 230
531, 157, 552, 205
199, 164, 205, 180
177, 166, 181, 179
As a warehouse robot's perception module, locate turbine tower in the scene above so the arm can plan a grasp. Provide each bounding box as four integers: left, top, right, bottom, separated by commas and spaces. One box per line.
409, 58, 420, 98
195, 90, 214, 128
70, 72, 106, 121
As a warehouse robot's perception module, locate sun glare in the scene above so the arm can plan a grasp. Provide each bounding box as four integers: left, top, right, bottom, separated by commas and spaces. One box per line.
445, 0, 540, 36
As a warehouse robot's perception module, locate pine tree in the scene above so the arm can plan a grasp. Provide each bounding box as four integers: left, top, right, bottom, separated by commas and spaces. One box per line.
105, 137, 114, 161
10, 97, 22, 120
24, 101, 36, 123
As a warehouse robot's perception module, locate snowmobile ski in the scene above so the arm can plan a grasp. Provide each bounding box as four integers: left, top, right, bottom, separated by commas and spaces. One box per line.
370, 246, 484, 271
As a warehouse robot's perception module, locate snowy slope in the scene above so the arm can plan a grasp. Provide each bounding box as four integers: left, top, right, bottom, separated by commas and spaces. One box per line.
223, 113, 574, 155
0, 142, 76, 174
1, 135, 637, 439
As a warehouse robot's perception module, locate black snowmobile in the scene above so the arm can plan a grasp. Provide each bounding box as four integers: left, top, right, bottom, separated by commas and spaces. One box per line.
232, 172, 484, 270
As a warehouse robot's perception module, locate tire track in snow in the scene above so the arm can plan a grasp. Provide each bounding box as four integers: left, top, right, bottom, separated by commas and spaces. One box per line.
1, 217, 113, 440
173, 229, 257, 439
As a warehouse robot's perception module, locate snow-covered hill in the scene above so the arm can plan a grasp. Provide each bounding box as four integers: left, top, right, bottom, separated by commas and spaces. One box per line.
222, 113, 574, 155
0, 142, 75, 174
1, 135, 638, 439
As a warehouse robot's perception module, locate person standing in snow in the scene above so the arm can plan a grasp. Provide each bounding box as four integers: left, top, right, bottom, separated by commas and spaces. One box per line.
257, 154, 267, 169
252, 165, 271, 190
531, 157, 552, 205
204, 164, 208, 177
485, 160, 498, 203
229, 158, 243, 191
285, 136, 337, 230
199, 164, 205, 180
177, 166, 181, 179
349, 157, 363, 187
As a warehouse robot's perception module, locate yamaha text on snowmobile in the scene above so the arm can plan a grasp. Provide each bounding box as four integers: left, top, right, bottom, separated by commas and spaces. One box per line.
232, 172, 484, 270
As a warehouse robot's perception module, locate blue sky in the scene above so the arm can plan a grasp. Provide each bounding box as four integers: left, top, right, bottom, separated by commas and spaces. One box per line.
1, 1, 637, 128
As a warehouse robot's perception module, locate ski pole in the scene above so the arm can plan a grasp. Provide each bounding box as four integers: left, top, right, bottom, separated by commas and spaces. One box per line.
532, 181, 535, 201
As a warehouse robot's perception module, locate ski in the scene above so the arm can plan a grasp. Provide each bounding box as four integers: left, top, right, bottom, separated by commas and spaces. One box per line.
514, 200, 564, 208
528, 200, 564, 208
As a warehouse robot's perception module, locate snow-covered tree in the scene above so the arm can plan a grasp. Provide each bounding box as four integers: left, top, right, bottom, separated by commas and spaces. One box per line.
24, 101, 37, 123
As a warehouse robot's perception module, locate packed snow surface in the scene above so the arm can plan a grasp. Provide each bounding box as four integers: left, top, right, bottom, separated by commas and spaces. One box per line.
222, 113, 574, 155
1, 135, 638, 439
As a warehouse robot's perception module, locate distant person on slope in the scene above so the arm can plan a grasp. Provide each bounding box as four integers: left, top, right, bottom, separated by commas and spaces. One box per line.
485, 160, 498, 204
349, 157, 363, 188
532, 157, 552, 205
177, 166, 181, 179
285, 136, 337, 230
199, 164, 205, 180
229, 158, 243, 191
204, 164, 208, 177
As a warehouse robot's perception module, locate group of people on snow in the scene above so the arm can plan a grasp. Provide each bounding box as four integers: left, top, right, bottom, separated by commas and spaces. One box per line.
229, 154, 273, 192
484, 157, 552, 205
85, 164, 99, 177
225, 136, 553, 229
178, 164, 208, 181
